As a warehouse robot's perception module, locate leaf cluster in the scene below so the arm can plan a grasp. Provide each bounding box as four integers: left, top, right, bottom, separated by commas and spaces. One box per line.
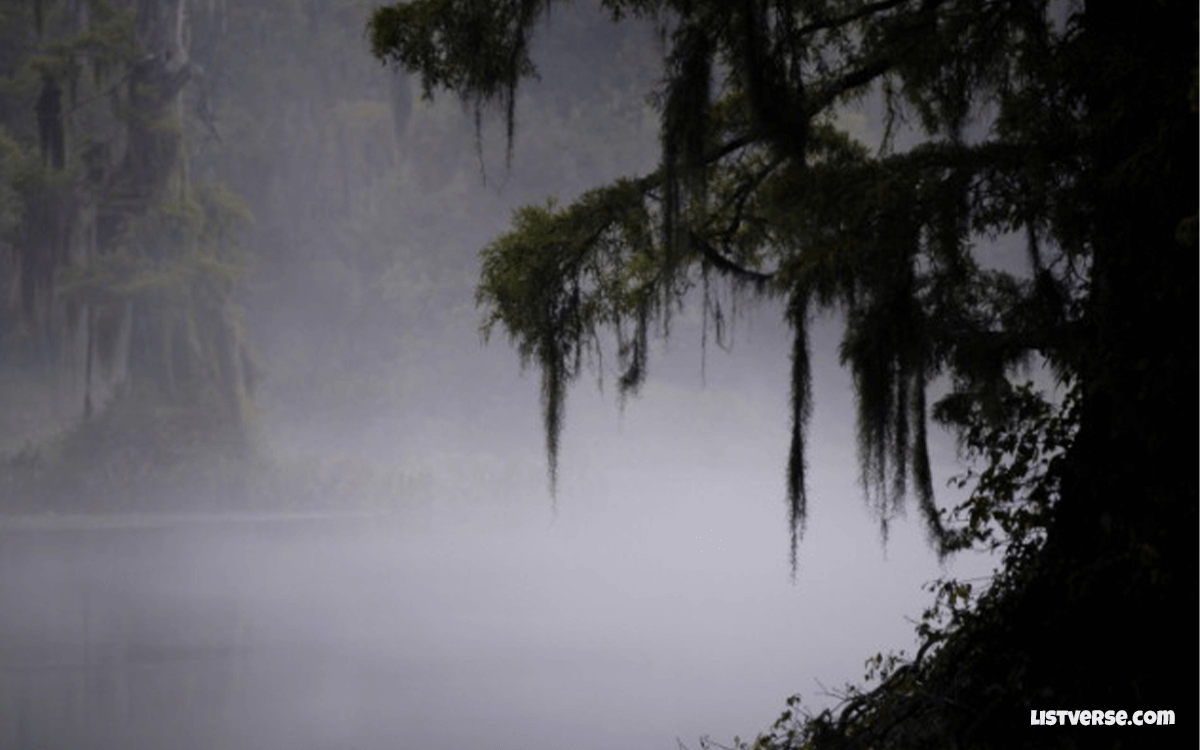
370, 0, 552, 163
0, 1, 267, 510
478, 178, 662, 484
371, 16, 1195, 750
371, 1, 1104, 562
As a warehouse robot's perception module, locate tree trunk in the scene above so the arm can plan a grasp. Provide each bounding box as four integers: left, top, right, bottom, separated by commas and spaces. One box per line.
1039, 0, 1197, 714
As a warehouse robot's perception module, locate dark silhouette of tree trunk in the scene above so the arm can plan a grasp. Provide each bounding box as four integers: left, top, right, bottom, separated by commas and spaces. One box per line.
36, 76, 63, 169
1034, 0, 1196, 716
368, 0, 1197, 744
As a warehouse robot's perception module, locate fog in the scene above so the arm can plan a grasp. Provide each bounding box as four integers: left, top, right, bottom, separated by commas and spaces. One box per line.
0, 3, 1002, 748
1, 309, 998, 749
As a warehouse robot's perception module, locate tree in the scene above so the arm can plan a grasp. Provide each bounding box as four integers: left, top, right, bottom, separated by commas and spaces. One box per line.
370, 1, 1195, 745
1, 0, 256, 507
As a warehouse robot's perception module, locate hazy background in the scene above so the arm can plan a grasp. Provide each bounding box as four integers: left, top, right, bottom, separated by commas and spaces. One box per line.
0, 2, 1000, 748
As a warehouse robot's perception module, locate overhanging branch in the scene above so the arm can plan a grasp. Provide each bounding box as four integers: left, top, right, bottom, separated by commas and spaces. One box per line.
689, 231, 776, 285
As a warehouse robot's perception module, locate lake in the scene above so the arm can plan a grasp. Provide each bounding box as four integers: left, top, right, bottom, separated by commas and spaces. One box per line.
0, 475, 995, 750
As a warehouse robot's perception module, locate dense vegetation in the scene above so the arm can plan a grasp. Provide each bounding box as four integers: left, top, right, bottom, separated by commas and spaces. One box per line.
1, 0, 1193, 744
0, 0, 657, 510
370, 0, 1196, 747
0, 0, 261, 508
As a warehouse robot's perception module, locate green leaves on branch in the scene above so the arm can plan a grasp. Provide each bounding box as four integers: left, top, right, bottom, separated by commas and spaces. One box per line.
373, 0, 1098, 559
938, 380, 1076, 563
478, 178, 662, 487
370, 0, 552, 160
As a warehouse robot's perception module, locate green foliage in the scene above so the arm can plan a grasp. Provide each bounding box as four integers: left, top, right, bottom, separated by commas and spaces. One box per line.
372, 0, 1105, 554
372, 0, 1195, 746
370, 0, 548, 161
0, 1, 265, 510
938, 381, 1076, 559
478, 180, 663, 484
6, 0, 657, 515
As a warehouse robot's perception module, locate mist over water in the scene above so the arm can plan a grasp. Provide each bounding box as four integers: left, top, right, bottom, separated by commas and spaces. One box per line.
0, 4, 1006, 747
1, 312, 997, 750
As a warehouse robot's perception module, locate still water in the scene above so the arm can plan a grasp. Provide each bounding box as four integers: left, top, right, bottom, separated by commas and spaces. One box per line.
0, 471, 994, 750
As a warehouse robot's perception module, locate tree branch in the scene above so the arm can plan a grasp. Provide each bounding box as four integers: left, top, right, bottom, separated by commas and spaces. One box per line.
795, 0, 917, 39
689, 231, 775, 284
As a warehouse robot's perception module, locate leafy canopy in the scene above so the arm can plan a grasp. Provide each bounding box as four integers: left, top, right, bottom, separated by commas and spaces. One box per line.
371, 0, 1103, 561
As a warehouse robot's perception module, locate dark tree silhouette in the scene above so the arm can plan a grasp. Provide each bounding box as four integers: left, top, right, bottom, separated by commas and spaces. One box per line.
370, 1, 1196, 745
36, 76, 63, 169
